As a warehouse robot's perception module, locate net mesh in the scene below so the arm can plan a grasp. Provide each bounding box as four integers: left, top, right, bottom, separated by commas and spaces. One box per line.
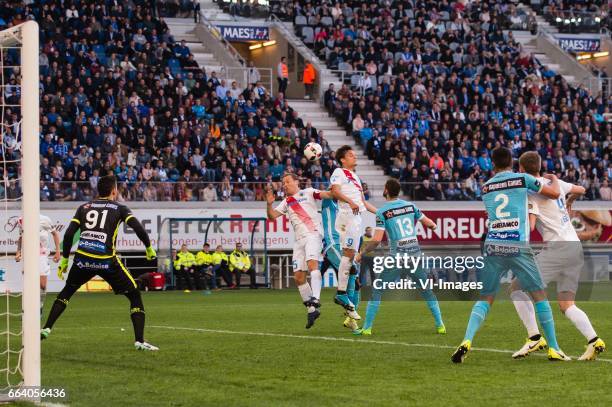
157, 218, 269, 288
0, 27, 26, 391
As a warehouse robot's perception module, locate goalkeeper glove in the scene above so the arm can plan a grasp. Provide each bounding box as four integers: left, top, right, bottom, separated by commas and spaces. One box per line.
57, 257, 69, 280
145, 246, 157, 261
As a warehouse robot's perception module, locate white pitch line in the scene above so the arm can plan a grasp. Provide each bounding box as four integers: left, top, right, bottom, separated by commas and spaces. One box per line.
148, 325, 612, 363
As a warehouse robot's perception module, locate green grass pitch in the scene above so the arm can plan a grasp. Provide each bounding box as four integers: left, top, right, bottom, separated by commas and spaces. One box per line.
25, 290, 612, 405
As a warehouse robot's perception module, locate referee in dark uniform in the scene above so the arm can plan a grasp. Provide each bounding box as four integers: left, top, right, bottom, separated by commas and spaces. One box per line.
41, 175, 159, 351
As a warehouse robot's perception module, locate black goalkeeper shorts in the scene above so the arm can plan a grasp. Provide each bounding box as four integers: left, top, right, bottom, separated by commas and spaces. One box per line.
66, 253, 138, 294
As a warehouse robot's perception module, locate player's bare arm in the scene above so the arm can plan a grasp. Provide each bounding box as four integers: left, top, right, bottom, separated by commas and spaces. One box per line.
317, 190, 334, 200
419, 215, 437, 230
355, 228, 384, 263
362, 193, 377, 214
266, 186, 282, 219
331, 184, 359, 214
52, 229, 61, 263
539, 173, 561, 199
566, 184, 586, 212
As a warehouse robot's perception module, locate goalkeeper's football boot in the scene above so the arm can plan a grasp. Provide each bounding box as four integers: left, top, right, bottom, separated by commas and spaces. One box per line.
579, 337, 606, 361
512, 335, 547, 359
334, 294, 361, 320
353, 327, 372, 336
451, 340, 471, 363
41, 328, 51, 340
547, 347, 571, 361
436, 324, 447, 335
135, 341, 159, 351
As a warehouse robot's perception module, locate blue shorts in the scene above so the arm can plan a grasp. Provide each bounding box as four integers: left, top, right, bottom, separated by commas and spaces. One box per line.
480, 243, 544, 297
324, 244, 343, 271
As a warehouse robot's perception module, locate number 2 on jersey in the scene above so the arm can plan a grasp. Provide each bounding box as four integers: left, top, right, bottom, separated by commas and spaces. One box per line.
394, 217, 413, 237
494, 193, 510, 218
85, 209, 108, 229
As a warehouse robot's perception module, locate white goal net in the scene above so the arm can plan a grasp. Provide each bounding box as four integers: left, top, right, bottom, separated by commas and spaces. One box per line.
0, 21, 40, 394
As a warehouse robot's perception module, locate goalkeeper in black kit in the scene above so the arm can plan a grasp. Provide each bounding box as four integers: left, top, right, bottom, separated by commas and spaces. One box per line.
41, 175, 159, 351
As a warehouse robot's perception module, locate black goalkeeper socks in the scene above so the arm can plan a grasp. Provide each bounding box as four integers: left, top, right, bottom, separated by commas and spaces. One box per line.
44, 298, 69, 330
130, 309, 145, 343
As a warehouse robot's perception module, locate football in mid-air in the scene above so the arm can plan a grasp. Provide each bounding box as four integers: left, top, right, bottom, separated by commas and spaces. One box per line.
304, 142, 322, 161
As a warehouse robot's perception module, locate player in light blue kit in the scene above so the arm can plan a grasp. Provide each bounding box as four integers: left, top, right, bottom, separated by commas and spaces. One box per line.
451, 147, 570, 363
353, 178, 444, 336
321, 198, 361, 331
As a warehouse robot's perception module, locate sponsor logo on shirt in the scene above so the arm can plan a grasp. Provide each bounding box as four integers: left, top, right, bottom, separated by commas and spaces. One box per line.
80, 231, 107, 242
78, 239, 107, 253
482, 177, 526, 194
487, 231, 520, 241
490, 218, 520, 231
383, 205, 415, 219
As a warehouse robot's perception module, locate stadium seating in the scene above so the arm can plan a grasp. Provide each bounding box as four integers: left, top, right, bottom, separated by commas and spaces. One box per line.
1, 0, 335, 202
295, 0, 611, 200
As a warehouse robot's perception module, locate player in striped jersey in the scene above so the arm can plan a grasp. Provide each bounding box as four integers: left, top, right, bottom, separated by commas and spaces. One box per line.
321, 198, 362, 332
266, 173, 340, 329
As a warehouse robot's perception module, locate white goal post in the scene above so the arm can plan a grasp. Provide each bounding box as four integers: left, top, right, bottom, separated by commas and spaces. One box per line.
0, 21, 40, 389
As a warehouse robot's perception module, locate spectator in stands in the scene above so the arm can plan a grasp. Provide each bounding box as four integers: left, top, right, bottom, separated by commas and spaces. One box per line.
293, 0, 610, 201
229, 242, 257, 289
599, 179, 612, 201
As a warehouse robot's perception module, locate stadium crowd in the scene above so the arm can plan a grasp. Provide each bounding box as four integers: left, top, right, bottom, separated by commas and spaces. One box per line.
293, 0, 611, 200
0, 0, 339, 203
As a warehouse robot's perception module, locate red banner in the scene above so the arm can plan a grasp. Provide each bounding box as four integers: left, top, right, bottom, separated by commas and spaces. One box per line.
416, 209, 612, 244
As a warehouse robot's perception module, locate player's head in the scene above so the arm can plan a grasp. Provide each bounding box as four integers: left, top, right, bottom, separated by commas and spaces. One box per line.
281, 172, 300, 196
216, 245, 223, 252
491, 147, 513, 172
383, 178, 401, 200
518, 151, 541, 176
97, 175, 118, 199
181, 244, 188, 252
203, 243, 210, 251
235, 242, 243, 251
336, 145, 356, 169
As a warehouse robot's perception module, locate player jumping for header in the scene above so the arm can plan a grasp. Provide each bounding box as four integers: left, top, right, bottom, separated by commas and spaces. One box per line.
452, 147, 568, 363
41, 175, 159, 351
266, 173, 337, 328
330, 146, 377, 320
320, 197, 362, 332
510, 151, 605, 360
354, 178, 444, 335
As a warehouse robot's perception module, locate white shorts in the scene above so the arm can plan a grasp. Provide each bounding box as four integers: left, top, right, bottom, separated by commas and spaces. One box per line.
537, 243, 583, 293
292, 234, 322, 272
335, 212, 362, 251
39, 255, 50, 277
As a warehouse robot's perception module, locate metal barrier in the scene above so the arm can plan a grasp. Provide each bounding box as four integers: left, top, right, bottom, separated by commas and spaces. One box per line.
327, 69, 368, 97
543, 8, 607, 33
196, 10, 246, 68
219, 66, 273, 93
